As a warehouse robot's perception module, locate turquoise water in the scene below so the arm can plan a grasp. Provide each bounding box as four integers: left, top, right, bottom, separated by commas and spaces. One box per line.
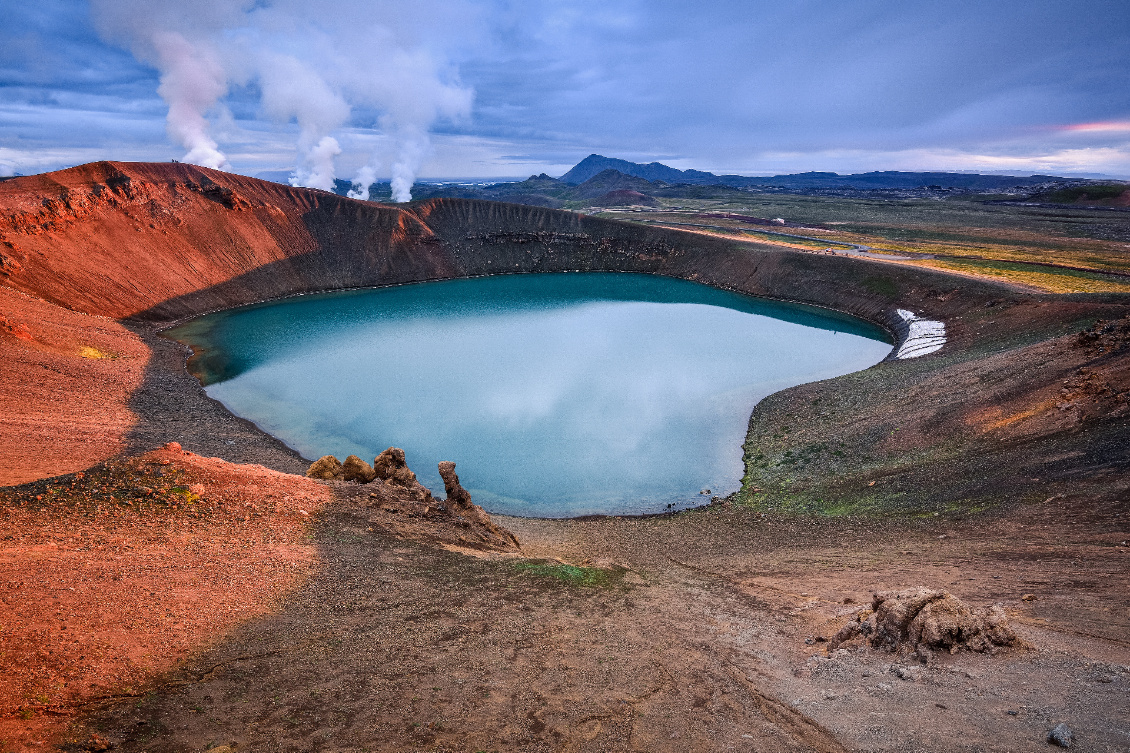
168, 273, 891, 517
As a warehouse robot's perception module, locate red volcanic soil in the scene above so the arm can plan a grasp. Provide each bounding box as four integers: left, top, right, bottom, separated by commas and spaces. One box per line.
0, 285, 147, 485
0, 162, 474, 747
0, 445, 330, 750
0, 161, 432, 321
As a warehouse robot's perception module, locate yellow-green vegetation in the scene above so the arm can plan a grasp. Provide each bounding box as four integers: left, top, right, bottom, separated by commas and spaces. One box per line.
912, 257, 1130, 294
595, 193, 1130, 293
77, 345, 115, 359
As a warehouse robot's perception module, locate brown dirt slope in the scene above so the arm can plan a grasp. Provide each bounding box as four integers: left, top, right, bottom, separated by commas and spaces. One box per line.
0, 445, 331, 750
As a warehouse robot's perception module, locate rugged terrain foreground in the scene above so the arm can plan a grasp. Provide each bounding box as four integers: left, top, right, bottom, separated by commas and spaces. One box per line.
1, 162, 1128, 751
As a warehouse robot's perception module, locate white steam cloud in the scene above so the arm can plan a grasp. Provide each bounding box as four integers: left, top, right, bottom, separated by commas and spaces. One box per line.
90, 0, 476, 200
151, 32, 230, 169
347, 164, 377, 200
390, 124, 430, 202
255, 53, 350, 191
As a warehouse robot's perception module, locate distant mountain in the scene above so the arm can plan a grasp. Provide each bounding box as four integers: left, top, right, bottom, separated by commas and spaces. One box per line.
591, 189, 660, 208
567, 169, 664, 199
326, 155, 1109, 210
560, 155, 715, 185
334, 171, 668, 208
558, 154, 1072, 191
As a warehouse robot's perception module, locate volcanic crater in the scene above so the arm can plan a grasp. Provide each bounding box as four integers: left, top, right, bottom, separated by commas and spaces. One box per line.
2, 162, 1128, 752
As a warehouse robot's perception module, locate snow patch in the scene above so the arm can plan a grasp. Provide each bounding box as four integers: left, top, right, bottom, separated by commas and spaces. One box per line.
893, 309, 946, 359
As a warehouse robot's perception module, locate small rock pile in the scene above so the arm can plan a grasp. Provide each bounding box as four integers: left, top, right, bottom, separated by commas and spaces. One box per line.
1075, 315, 1130, 354
306, 448, 519, 551
828, 587, 1017, 655
307, 447, 425, 485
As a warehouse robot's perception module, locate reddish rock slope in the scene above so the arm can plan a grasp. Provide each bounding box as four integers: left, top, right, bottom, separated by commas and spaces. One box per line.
0, 162, 451, 481
0, 161, 449, 321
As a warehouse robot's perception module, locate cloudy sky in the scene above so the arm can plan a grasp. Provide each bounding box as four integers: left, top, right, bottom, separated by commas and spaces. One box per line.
2, 0, 1129, 189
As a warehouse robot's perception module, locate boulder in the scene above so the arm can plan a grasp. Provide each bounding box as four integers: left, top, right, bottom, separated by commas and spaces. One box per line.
373, 447, 418, 487
871, 587, 944, 650
828, 588, 1017, 654
1047, 722, 1074, 748
306, 455, 343, 480
341, 454, 377, 483
438, 460, 473, 509
910, 598, 1016, 653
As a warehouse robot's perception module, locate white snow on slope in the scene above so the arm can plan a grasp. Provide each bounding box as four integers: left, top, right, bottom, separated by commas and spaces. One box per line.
893, 309, 946, 359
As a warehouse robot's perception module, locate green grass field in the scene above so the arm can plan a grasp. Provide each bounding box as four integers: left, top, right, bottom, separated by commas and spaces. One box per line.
589, 192, 1130, 293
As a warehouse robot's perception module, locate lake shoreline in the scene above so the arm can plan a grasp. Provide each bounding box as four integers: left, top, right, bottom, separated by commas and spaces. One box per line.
166, 272, 892, 518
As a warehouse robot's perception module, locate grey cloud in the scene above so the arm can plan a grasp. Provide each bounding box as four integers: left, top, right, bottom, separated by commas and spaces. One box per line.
1, 0, 1128, 179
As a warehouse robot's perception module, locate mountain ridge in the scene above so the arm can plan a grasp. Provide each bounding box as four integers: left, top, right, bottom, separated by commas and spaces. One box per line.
332, 154, 1118, 207
558, 153, 1073, 190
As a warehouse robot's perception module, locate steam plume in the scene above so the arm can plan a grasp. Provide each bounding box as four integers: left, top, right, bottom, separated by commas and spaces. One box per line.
256, 53, 350, 191
90, 0, 237, 170
151, 32, 230, 169
348, 164, 377, 200
292, 136, 343, 192
390, 125, 429, 202
90, 0, 476, 197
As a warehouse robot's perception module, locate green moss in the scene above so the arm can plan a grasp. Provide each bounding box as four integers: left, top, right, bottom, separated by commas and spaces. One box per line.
512, 561, 619, 587
1039, 184, 1127, 203
861, 276, 898, 299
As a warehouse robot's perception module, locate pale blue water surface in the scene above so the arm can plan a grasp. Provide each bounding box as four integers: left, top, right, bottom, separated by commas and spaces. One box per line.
168, 273, 891, 517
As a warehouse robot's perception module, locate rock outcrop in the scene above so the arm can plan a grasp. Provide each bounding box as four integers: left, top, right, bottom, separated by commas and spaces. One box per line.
305, 455, 343, 480
372, 447, 419, 487
304, 450, 519, 552
828, 588, 1017, 655
438, 460, 472, 509
341, 454, 377, 483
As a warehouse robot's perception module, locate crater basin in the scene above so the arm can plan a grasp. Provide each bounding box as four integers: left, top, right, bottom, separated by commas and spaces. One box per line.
168, 272, 892, 517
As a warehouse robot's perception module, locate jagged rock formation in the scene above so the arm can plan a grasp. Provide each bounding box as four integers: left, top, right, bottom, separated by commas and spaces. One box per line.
303, 450, 519, 551
828, 588, 1017, 655
372, 447, 419, 488
366, 453, 520, 552
438, 461, 472, 509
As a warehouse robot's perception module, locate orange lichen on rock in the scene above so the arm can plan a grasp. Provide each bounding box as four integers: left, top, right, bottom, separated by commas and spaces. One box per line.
0, 445, 331, 749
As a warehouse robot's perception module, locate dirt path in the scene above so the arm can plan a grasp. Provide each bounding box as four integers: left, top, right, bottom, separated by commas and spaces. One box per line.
56, 493, 1129, 752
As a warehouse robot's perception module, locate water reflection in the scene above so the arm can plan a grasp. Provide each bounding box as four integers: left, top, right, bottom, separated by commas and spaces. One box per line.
169, 273, 891, 516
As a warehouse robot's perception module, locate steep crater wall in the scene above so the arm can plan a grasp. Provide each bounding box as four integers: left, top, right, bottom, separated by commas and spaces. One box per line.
1, 162, 1127, 511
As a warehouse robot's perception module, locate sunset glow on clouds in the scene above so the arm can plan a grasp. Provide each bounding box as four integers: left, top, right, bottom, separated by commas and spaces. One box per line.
1057, 121, 1130, 134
